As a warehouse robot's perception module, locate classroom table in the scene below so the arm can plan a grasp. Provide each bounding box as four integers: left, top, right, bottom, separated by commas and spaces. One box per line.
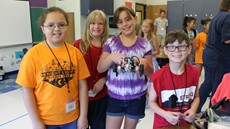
156, 53, 169, 68
156, 124, 196, 129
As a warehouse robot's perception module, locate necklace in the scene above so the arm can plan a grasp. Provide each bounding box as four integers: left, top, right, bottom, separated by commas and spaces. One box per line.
168, 65, 187, 113
45, 41, 73, 94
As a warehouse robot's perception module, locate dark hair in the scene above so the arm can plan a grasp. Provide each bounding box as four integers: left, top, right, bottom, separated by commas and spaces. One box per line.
220, 0, 230, 11
38, 6, 69, 26
160, 9, 166, 14
165, 30, 189, 46
183, 16, 196, 28
113, 6, 136, 24
201, 18, 211, 26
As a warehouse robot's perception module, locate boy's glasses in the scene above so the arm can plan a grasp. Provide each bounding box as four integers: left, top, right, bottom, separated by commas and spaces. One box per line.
43, 23, 67, 30
165, 45, 189, 52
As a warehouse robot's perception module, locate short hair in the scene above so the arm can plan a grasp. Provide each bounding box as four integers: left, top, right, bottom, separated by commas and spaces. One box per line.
160, 9, 165, 14
165, 30, 189, 46
220, 0, 230, 11
201, 18, 211, 26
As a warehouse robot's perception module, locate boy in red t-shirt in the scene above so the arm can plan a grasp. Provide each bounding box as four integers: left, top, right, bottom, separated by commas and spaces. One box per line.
149, 30, 200, 128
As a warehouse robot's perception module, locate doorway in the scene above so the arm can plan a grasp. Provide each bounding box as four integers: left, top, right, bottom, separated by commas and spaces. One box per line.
65, 13, 75, 44
135, 3, 146, 35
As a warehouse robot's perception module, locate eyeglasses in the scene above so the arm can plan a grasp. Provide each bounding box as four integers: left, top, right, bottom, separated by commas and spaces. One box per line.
43, 23, 67, 30
165, 45, 189, 52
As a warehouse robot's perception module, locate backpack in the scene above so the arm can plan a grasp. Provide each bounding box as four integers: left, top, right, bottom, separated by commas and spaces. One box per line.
183, 28, 197, 38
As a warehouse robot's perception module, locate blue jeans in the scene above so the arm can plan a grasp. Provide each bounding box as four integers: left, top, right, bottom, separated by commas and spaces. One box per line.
46, 120, 77, 129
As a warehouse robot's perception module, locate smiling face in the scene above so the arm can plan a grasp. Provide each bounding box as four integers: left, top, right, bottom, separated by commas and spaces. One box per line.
164, 40, 191, 63
141, 22, 151, 34
41, 11, 68, 47
116, 11, 137, 36
89, 18, 105, 39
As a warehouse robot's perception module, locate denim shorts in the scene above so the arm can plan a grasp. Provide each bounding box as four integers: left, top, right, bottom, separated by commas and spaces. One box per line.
106, 94, 146, 119
46, 119, 77, 129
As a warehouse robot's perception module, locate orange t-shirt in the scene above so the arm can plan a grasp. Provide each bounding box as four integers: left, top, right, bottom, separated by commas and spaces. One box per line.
194, 32, 207, 64
16, 41, 90, 125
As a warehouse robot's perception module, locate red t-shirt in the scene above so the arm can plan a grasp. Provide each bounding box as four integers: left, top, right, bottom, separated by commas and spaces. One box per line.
150, 64, 199, 128
74, 39, 107, 101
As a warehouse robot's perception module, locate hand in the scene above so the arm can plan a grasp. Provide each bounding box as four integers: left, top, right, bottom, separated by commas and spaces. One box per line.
92, 78, 106, 94
77, 115, 88, 129
110, 53, 126, 64
183, 109, 196, 123
164, 111, 181, 125
32, 120, 45, 129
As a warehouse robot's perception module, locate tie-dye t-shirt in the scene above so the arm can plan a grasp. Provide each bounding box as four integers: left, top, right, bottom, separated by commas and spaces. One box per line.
103, 35, 152, 100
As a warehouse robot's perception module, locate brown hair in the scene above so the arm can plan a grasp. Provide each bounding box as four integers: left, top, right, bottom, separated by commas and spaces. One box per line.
165, 30, 189, 46
80, 10, 109, 54
220, 0, 230, 11
113, 6, 136, 24
201, 18, 211, 26
160, 9, 166, 14
38, 6, 69, 26
183, 16, 196, 28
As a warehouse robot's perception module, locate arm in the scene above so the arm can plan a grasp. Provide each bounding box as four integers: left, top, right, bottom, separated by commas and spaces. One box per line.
148, 83, 180, 125
77, 79, 88, 129
97, 52, 126, 73
225, 40, 230, 44
92, 76, 107, 94
192, 38, 199, 49
140, 55, 153, 76
183, 88, 200, 122
152, 34, 160, 56
154, 25, 157, 35
22, 87, 45, 129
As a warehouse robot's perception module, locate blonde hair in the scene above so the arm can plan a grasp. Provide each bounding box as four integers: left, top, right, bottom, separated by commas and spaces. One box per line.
80, 10, 109, 54
140, 19, 154, 43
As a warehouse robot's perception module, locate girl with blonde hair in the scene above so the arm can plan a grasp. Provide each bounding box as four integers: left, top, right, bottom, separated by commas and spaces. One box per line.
140, 19, 160, 72
74, 9, 109, 129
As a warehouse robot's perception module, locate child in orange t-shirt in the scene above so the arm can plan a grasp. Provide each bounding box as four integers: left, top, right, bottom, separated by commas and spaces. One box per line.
194, 18, 211, 74
16, 7, 90, 129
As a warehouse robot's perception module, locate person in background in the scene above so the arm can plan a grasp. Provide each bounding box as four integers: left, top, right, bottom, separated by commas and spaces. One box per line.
154, 9, 168, 49
183, 16, 198, 65
97, 6, 153, 129
148, 30, 200, 128
197, 0, 230, 113
16, 7, 90, 129
73, 10, 109, 129
140, 19, 160, 72
193, 18, 211, 75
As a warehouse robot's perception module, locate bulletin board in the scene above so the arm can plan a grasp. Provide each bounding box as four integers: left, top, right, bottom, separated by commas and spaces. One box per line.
0, 1, 32, 47
30, 8, 45, 43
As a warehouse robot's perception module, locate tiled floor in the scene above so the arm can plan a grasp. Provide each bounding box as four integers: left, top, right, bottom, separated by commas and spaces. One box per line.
0, 74, 20, 94
0, 69, 207, 129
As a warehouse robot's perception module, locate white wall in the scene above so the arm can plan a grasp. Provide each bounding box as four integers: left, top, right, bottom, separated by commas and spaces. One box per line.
146, 0, 167, 5
48, 0, 82, 40
1, 0, 153, 73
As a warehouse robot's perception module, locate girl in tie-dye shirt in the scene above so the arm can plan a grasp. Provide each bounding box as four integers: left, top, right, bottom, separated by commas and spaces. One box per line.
97, 6, 153, 129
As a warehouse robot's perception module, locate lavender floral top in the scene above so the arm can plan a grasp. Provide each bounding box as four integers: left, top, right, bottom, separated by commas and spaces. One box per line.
103, 35, 152, 100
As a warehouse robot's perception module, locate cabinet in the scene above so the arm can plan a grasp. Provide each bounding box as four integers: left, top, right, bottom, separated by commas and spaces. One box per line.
81, 0, 114, 15
167, 0, 219, 32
